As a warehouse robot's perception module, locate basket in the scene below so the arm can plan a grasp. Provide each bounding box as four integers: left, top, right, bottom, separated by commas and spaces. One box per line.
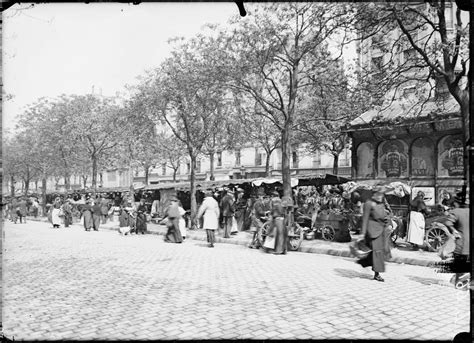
304, 232, 315, 240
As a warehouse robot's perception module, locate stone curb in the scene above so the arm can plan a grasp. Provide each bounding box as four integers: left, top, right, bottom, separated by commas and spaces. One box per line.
23, 216, 438, 268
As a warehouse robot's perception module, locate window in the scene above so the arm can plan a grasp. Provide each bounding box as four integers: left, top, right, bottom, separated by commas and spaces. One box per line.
176, 162, 181, 175
339, 149, 351, 167
186, 161, 191, 173
291, 145, 299, 168
217, 152, 222, 167
256, 152, 262, 166
235, 149, 241, 166
162, 163, 166, 176
196, 159, 201, 173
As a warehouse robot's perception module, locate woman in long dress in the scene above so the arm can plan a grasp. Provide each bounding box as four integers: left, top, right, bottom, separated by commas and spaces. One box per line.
51, 201, 62, 229
81, 200, 93, 231
135, 199, 148, 235
357, 188, 392, 282
264, 193, 288, 255
407, 191, 428, 250
197, 190, 220, 247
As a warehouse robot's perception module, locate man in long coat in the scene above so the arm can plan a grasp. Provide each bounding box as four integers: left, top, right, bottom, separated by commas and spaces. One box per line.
220, 189, 235, 238
92, 199, 102, 231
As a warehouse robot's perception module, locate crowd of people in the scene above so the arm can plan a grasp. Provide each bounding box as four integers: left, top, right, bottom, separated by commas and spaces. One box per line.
3, 183, 469, 285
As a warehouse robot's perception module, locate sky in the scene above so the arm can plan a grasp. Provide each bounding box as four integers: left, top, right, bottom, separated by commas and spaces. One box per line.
3, 2, 239, 131
3, 2, 357, 133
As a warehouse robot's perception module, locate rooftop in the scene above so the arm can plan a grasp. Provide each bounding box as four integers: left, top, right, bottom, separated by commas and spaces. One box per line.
346, 95, 460, 131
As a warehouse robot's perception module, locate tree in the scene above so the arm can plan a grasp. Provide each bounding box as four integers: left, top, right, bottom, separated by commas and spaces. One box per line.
64, 94, 128, 192
234, 96, 280, 176
155, 131, 187, 182
213, 3, 353, 198
134, 36, 223, 228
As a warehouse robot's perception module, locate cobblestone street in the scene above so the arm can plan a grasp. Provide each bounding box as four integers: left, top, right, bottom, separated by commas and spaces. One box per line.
3, 221, 469, 340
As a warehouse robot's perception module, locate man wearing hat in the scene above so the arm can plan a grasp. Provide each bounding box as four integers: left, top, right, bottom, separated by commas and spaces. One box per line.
62, 199, 73, 228
220, 189, 235, 238
234, 188, 246, 233
197, 189, 220, 247
249, 189, 267, 249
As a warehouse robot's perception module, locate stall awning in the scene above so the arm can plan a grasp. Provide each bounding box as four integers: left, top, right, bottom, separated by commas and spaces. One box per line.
436, 179, 466, 187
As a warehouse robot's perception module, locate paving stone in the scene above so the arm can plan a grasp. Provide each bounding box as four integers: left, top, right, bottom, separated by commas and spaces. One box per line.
3, 220, 469, 341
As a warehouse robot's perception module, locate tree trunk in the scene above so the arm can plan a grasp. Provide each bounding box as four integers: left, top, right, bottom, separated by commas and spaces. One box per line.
10, 175, 15, 197
189, 154, 197, 229
82, 176, 88, 189
143, 165, 149, 185
64, 174, 71, 190
332, 153, 339, 175
264, 149, 272, 177
35, 180, 38, 191
281, 126, 292, 199
209, 152, 215, 181
91, 156, 98, 194
42, 177, 47, 217
173, 169, 177, 182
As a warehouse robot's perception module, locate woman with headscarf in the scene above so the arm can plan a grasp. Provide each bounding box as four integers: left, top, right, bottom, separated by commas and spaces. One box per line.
407, 191, 428, 250
197, 190, 220, 247
357, 187, 392, 282
81, 199, 94, 231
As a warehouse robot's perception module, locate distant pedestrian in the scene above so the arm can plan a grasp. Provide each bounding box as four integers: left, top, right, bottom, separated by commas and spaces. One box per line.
135, 198, 148, 235
263, 191, 287, 255
178, 201, 187, 240
81, 200, 93, 231
234, 188, 246, 232
92, 199, 102, 231
197, 190, 220, 248
220, 189, 235, 238
100, 197, 110, 224
164, 197, 183, 243
11, 197, 18, 223
407, 191, 428, 250
62, 199, 73, 228
249, 190, 267, 249
17, 197, 28, 224
51, 201, 62, 229
357, 187, 392, 282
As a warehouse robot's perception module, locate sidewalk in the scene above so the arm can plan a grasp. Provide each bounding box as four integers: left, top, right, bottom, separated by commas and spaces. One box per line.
24, 216, 441, 267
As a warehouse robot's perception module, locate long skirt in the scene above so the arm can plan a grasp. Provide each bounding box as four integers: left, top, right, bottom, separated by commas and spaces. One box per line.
64, 213, 72, 227
52, 208, 62, 226
358, 227, 392, 273
223, 216, 233, 238
83, 211, 93, 230
407, 211, 425, 245
92, 214, 101, 230
165, 218, 183, 243
119, 212, 129, 227
136, 213, 147, 234
206, 229, 216, 245
265, 218, 287, 255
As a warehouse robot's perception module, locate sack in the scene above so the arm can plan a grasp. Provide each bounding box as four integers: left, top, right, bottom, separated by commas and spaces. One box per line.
231, 217, 238, 233
263, 235, 276, 250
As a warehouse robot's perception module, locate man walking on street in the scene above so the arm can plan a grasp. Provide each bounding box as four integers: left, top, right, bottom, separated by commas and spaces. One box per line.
220, 189, 235, 238
92, 198, 102, 231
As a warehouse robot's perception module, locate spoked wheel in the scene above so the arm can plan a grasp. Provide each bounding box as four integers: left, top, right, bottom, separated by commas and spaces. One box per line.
425, 223, 449, 252
288, 225, 304, 251
321, 225, 335, 241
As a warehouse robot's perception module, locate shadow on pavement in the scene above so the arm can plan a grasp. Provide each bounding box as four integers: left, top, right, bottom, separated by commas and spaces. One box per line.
334, 268, 373, 280
407, 275, 450, 287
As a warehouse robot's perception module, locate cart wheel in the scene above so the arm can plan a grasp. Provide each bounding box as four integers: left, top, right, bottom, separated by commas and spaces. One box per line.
425, 223, 449, 252
322, 225, 335, 241
259, 221, 271, 246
